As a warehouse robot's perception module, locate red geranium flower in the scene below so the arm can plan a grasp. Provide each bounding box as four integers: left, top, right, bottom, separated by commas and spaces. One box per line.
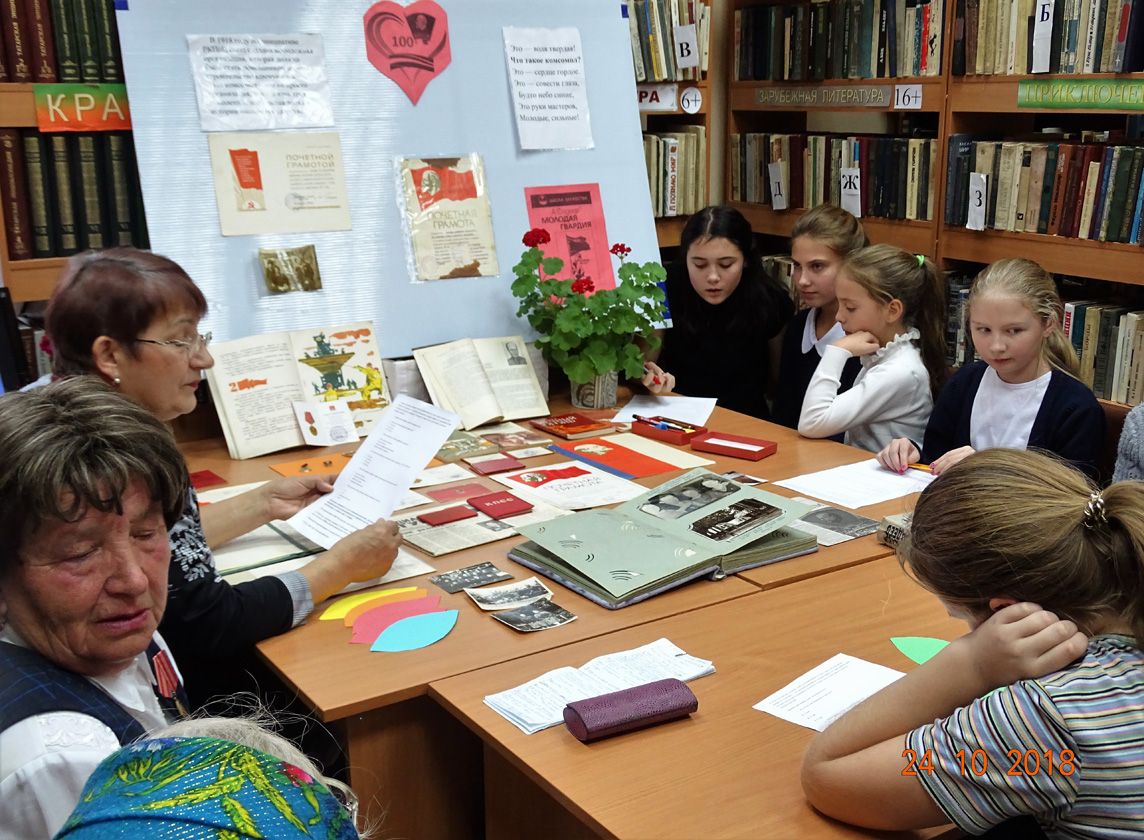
522, 228, 551, 248
609, 242, 631, 257
571, 278, 594, 295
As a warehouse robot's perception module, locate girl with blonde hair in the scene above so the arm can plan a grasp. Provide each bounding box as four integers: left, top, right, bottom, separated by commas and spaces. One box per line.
803, 448, 1144, 835
878, 258, 1104, 477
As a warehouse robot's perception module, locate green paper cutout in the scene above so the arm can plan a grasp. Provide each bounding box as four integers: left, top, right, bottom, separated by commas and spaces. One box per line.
891, 636, 949, 665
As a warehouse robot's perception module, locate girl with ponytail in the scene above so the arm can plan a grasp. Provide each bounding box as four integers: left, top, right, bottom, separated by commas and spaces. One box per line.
798, 244, 946, 453
878, 258, 1104, 478
803, 449, 1144, 835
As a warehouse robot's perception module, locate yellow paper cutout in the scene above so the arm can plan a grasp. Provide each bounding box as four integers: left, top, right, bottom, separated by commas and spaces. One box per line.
319, 587, 419, 620
343, 589, 428, 626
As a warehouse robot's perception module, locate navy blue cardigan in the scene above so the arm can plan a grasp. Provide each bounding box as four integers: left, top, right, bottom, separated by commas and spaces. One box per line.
921, 361, 1105, 478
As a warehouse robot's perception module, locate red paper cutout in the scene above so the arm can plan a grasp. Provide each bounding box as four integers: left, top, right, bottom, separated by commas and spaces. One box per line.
350, 595, 443, 644
363, 0, 451, 105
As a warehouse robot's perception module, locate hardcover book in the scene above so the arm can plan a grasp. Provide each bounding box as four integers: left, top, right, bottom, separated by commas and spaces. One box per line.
204, 321, 391, 460
529, 412, 618, 440
413, 335, 548, 431
510, 469, 816, 609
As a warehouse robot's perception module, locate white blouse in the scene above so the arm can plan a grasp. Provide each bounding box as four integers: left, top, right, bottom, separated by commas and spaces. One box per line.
798, 329, 934, 453
0, 630, 175, 840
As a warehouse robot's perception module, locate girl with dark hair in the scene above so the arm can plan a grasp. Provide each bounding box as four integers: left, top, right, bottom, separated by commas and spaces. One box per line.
642, 205, 793, 420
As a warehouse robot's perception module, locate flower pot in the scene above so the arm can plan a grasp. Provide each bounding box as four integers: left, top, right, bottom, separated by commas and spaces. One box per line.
570, 370, 619, 410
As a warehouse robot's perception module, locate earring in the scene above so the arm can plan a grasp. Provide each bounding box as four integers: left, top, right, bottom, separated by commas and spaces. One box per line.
112, 376, 121, 387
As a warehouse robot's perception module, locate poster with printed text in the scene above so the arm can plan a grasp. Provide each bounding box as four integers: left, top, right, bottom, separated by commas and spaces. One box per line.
524, 183, 614, 290
399, 153, 499, 281
207, 131, 351, 236
503, 27, 593, 151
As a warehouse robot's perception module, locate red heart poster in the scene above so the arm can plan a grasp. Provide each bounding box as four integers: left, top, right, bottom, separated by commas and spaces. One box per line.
363, 0, 452, 105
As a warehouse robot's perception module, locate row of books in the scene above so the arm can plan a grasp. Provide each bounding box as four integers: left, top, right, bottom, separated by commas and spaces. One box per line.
952, 0, 1144, 76
733, 0, 945, 82
0, 128, 149, 260
0, 0, 122, 83
624, 0, 710, 83
945, 272, 1144, 404
945, 135, 1144, 243
729, 132, 939, 222
643, 126, 707, 218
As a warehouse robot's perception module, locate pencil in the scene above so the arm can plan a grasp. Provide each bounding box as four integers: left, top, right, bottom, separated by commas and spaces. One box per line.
906, 463, 932, 473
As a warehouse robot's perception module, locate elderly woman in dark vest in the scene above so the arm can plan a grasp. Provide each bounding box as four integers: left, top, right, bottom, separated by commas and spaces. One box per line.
0, 378, 189, 837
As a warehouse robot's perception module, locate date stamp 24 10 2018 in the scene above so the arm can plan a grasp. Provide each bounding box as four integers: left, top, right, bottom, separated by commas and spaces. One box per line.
901, 748, 1076, 778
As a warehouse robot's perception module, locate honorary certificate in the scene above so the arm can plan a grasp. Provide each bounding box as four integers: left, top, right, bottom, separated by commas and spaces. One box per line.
398, 153, 499, 281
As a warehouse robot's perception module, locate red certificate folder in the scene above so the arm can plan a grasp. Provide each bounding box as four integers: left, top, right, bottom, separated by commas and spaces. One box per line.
689, 431, 777, 461
417, 505, 479, 526
466, 491, 534, 519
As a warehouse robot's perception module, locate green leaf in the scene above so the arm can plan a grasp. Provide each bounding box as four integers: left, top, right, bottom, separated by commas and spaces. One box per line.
540, 256, 565, 276
563, 355, 597, 383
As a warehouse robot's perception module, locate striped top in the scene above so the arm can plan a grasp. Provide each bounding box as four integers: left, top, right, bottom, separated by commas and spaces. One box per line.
906, 635, 1144, 838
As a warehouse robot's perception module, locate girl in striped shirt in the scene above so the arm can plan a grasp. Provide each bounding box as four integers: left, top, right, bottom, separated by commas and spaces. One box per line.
802, 449, 1144, 837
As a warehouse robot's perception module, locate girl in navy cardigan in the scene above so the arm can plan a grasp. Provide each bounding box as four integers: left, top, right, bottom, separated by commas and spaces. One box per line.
877, 258, 1104, 478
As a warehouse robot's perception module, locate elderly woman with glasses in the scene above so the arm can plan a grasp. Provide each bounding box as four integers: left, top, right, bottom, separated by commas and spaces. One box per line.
43, 248, 401, 710
0, 378, 190, 837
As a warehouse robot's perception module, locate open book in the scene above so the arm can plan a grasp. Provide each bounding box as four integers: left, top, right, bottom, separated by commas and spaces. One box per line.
509, 469, 816, 609
413, 335, 548, 430
204, 321, 390, 459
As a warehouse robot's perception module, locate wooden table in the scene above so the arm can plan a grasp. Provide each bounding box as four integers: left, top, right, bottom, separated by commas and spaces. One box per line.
182, 406, 915, 837
430, 556, 964, 839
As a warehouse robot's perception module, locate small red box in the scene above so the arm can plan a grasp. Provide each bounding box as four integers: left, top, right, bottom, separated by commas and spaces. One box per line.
689, 431, 777, 461
631, 416, 707, 445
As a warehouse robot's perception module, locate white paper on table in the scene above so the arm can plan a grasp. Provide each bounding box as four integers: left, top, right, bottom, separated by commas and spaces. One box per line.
412, 463, 473, 488
491, 460, 645, 510
789, 497, 878, 547
775, 459, 934, 509
288, 396, 459, 548
611, 395, 717, 426
484, 638, 714, 734
393, 488, 431, 510
222, 548, 433, 593
753, 653, 904, 731
507, 446, 551, 459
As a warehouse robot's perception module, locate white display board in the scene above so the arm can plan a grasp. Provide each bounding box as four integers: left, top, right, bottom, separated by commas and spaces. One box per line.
116, 0, 657, 355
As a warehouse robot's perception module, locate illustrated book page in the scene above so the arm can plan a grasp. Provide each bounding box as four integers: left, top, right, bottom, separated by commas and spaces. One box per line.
205, 321, 390, 459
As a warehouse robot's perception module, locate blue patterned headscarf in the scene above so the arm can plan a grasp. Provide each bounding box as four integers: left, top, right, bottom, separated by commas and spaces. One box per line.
54, 737, 359, 839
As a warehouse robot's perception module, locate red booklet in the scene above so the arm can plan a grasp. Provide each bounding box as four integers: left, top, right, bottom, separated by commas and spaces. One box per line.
417, 505, 479, 526
549, 437, 678, 479
466, 490, 534, 519
530, 412, 617, 440
465, 453, 526, 475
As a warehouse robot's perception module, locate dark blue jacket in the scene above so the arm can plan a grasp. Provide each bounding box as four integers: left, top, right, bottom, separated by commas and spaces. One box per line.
921, 361, 1105, 478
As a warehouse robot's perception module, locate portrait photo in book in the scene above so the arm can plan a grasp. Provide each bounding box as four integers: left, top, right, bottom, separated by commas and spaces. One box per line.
639, 475, 738, 520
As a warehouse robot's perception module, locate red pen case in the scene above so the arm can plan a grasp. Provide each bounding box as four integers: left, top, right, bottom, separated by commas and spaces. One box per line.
689, 431, 777, 461
631, 416, 706, 445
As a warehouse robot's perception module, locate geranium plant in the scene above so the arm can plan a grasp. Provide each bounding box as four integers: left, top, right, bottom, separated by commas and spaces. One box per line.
510, 228, 667, 385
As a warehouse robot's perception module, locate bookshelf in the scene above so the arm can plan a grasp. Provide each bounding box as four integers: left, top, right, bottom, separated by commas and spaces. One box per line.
723, 1, 1144, 409
634, 0, 729, 247
726, 0, 950, 261
0, 84, 65, 303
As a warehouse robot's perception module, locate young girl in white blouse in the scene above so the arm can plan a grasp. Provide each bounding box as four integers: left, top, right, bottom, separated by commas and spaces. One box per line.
798, 245, 947, 452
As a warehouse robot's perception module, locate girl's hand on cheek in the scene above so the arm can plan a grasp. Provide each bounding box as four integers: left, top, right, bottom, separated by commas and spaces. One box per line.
834, 331, 880, 357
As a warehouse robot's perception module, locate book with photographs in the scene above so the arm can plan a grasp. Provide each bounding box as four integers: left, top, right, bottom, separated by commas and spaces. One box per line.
413, 335, 548, 430
509, 469, 817, 609
204, 321, 391, 460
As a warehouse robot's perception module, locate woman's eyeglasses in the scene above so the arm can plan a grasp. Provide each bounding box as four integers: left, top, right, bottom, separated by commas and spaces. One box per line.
134, 333, 213, 355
